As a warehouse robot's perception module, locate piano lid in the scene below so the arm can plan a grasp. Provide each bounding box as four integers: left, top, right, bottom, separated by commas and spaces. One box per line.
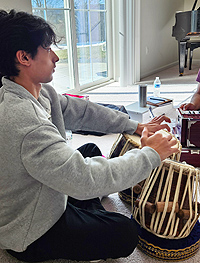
172, 0, 200, 41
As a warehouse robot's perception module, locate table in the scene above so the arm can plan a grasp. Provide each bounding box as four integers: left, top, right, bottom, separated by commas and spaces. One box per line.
125, 101, 178, 123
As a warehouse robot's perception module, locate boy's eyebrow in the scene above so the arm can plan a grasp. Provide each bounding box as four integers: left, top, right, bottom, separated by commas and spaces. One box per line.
42, 46, 52, 52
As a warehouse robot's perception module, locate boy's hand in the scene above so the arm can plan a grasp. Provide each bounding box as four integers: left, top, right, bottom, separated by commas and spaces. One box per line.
140, 127, 179, 161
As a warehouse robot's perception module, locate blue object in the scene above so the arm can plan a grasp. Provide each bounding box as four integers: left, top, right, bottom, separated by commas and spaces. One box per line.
147, 96, 168, 104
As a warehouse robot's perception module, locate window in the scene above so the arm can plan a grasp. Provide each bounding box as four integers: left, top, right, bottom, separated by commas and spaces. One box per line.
31, 0, 110, 94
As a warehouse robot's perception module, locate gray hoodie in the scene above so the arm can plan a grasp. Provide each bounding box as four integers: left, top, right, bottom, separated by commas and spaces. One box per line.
0, 77, 160, 252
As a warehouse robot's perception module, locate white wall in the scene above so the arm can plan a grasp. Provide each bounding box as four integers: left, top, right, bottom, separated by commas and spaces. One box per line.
140, 0, 184, 79
0, 0, 32, 13
184, 0, 200, 10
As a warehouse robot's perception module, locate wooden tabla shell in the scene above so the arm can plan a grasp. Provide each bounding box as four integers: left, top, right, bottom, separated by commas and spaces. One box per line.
133, 159, 200, 239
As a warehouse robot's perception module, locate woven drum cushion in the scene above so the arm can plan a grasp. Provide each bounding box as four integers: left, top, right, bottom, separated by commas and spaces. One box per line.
132, 218, 200, 261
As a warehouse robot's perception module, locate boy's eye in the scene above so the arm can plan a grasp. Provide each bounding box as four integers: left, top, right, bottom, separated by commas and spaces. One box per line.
44, 47, 51, 52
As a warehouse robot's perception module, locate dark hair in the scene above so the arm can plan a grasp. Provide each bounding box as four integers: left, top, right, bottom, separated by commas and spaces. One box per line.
0, 9, 59, 82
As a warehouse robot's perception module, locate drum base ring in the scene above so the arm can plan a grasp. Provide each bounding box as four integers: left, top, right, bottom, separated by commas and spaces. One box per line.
133, 219, 200, 261
118, 189, 132, 205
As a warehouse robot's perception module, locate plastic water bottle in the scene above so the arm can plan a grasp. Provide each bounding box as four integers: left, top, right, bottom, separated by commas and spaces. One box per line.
153, 77, 161, 97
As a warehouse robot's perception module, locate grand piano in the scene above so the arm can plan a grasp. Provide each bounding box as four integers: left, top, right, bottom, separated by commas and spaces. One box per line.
172, 0, 200, 75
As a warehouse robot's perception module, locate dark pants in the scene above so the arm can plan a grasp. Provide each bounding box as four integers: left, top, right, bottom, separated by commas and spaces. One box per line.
7, 143, 138, 262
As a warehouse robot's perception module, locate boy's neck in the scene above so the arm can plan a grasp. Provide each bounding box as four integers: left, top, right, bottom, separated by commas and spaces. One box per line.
10, 76, 42, 99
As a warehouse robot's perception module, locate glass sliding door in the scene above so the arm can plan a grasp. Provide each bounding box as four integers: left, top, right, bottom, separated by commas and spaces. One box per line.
74, 0, 108, 87
32, 0, 73, 94
31, 0, 110, 94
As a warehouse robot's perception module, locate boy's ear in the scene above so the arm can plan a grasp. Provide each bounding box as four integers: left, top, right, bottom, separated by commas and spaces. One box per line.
15, 50, 31, 66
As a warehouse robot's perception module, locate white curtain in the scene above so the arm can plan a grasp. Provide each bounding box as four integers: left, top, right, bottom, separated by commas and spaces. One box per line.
119, 0, 140, 86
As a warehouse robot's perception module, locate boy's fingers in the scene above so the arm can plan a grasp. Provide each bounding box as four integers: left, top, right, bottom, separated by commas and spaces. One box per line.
141, 126, 148, 137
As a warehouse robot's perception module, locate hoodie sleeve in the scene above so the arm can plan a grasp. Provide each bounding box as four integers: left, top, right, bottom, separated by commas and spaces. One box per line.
58, 94, 139, 134
21, 123, 161, 200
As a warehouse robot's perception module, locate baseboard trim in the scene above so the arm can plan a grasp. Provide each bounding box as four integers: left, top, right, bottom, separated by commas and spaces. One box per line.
140, 61, 178, 79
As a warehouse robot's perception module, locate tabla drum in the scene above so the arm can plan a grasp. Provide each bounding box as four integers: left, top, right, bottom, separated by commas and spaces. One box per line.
108, 133, 142, 159
108, 131, 182, 205
133, 159, 200, 238
132, 159, 200, 260
109, 130, 181, 160
109, 133, 143, 204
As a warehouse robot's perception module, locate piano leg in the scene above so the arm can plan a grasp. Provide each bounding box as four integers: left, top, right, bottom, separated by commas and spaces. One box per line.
179, 41, 187, 76
189, 49, 193, 70
185, 48, 188, 68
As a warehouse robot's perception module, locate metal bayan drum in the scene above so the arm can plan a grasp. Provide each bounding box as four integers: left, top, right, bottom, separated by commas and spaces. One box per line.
109, 131, 181, 204
109, 133, 141, 158
109, 131, 181, 161
109, 130, 181, 162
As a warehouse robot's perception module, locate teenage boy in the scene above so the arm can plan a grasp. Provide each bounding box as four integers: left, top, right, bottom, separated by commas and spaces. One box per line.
0, 9, 179, 262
